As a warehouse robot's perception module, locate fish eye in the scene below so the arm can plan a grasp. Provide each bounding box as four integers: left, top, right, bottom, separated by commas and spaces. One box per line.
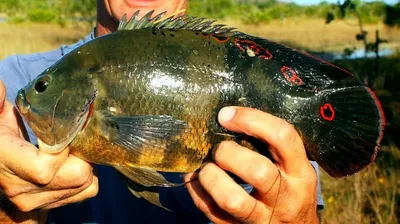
34, 79, 49, 93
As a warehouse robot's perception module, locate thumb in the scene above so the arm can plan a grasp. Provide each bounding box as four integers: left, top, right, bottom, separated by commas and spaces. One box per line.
0, 80, 6, 113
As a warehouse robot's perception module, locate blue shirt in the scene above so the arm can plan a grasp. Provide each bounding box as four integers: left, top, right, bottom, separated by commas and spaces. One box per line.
0, 32, 324, 224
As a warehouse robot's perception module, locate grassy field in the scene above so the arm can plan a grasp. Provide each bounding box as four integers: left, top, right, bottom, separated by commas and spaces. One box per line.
0, 22, 89, 59
223, 18, 400, 52
321, 142, 399, 224
1, 18, 400, 59
1, 19, 399, 223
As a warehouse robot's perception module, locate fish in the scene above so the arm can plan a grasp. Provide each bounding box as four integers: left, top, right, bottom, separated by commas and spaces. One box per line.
15, 10, 385, 209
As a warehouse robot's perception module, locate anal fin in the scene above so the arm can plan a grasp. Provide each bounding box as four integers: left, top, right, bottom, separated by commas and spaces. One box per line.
115, 165, 190, 211
121, 175, 171, 211
114, 165, 183, 188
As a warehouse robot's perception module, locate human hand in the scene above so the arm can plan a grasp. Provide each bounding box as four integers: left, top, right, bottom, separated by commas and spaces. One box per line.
185, 107, 319, 223
0, 80, 98, 215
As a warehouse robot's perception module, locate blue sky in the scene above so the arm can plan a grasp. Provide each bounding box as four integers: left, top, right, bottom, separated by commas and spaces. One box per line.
283, 0, 398, 5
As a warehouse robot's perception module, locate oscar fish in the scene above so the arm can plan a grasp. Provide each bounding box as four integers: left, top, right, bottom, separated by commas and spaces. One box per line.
15, 11, 385, 208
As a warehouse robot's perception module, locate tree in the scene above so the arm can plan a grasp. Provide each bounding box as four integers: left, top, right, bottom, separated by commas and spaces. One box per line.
326, 0, 388, 87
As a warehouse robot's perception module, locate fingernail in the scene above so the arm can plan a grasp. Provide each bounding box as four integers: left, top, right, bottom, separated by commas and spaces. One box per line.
218, 107, 236, 122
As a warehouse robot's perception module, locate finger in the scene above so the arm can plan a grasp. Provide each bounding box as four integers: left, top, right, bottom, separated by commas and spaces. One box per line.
0, 87, 17, 130
198, 163, 268, 223
0, 79, 6, 113
9, 172, 95, 212
0, 157, 93, 199
218, 107, 309, 176
43, 155, 94, 190
184, 173, 237, 224
0, 199, 49, 224
43, 174, 99, 209
0, 136, 70, 186
213, 141, 281, 204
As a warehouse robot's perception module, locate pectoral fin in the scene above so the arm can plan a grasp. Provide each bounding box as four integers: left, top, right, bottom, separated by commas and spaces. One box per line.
101, 114, 187, 158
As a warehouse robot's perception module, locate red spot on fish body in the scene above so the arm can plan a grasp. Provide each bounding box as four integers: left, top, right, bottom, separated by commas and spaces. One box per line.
270, 40, 354, 77
234, 39, 272, 59
200, 33, 208, 38
281, 66, 303, 85
320, 103, 335, 121
212, 35, 230, 43
234, 39, 246, 52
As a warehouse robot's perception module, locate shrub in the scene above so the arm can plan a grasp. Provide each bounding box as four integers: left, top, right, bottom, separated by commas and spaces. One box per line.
27, 8, 56, 23
188, 0, 234, 19
8, 16, 25, 23
241, 7, 272, 25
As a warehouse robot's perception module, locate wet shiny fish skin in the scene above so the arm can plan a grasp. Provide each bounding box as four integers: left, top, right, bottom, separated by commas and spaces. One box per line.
16, 13, 384, 201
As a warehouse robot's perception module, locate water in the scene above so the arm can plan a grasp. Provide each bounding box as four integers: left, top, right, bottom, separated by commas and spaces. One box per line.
0, 17, 7, 23
319, 48, 395, 61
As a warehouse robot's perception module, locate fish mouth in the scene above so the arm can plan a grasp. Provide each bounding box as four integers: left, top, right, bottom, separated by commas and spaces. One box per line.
16, 89, 31, 115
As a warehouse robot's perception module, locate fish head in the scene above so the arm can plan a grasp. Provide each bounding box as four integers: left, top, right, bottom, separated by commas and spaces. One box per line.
16, 58, 98, 154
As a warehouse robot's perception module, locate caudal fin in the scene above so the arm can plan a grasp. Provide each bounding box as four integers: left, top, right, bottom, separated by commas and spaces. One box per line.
301, 86, 385, 177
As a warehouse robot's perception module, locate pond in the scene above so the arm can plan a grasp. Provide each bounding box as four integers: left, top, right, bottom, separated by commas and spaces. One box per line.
318, 48, 395, 61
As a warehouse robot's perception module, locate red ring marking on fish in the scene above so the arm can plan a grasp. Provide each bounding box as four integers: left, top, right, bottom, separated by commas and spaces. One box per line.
212, 35, 230, 43
320, 103, 335, 121
234, 39, 246, 52
280, 66, 303, 85
234, 39, 273, 59
200, 32, 209, 38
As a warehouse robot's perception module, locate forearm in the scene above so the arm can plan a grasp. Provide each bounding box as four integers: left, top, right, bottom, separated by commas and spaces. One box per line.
0, 194, 48, 224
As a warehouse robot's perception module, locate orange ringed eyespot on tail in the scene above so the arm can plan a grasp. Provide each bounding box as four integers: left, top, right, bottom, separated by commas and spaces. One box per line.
320, 103, 335, 121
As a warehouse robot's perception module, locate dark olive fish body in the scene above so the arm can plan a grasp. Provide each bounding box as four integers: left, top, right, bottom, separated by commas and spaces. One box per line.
16, 11, 385, 209
69, 29, 250, 172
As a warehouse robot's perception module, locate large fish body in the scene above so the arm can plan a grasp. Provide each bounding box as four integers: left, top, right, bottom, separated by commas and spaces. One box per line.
15, 12, 384, 208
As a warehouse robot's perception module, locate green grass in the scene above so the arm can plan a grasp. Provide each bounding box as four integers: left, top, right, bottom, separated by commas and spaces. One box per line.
323, 56, 400, 223
321, 140, 399, 224
0, 22, 89, 59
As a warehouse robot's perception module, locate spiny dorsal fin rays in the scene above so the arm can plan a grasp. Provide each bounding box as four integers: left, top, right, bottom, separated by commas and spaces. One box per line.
117, 10, 237, 36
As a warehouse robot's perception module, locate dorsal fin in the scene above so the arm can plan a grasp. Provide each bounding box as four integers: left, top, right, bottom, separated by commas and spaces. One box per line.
117, 10, 237, 35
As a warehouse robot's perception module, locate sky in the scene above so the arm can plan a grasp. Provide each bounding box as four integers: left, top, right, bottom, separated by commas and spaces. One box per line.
283, 0, 398, 5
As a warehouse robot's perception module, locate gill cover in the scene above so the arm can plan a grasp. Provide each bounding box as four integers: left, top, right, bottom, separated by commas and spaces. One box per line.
17, 49, 99, 153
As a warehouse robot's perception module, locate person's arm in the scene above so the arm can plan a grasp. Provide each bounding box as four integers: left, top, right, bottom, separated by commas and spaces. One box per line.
186, 107, 320, 223
0, 80, 99, 222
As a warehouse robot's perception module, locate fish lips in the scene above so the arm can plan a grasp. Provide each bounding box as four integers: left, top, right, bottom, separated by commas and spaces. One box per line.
16, 88, 31, 115
15, 88, 49, 134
